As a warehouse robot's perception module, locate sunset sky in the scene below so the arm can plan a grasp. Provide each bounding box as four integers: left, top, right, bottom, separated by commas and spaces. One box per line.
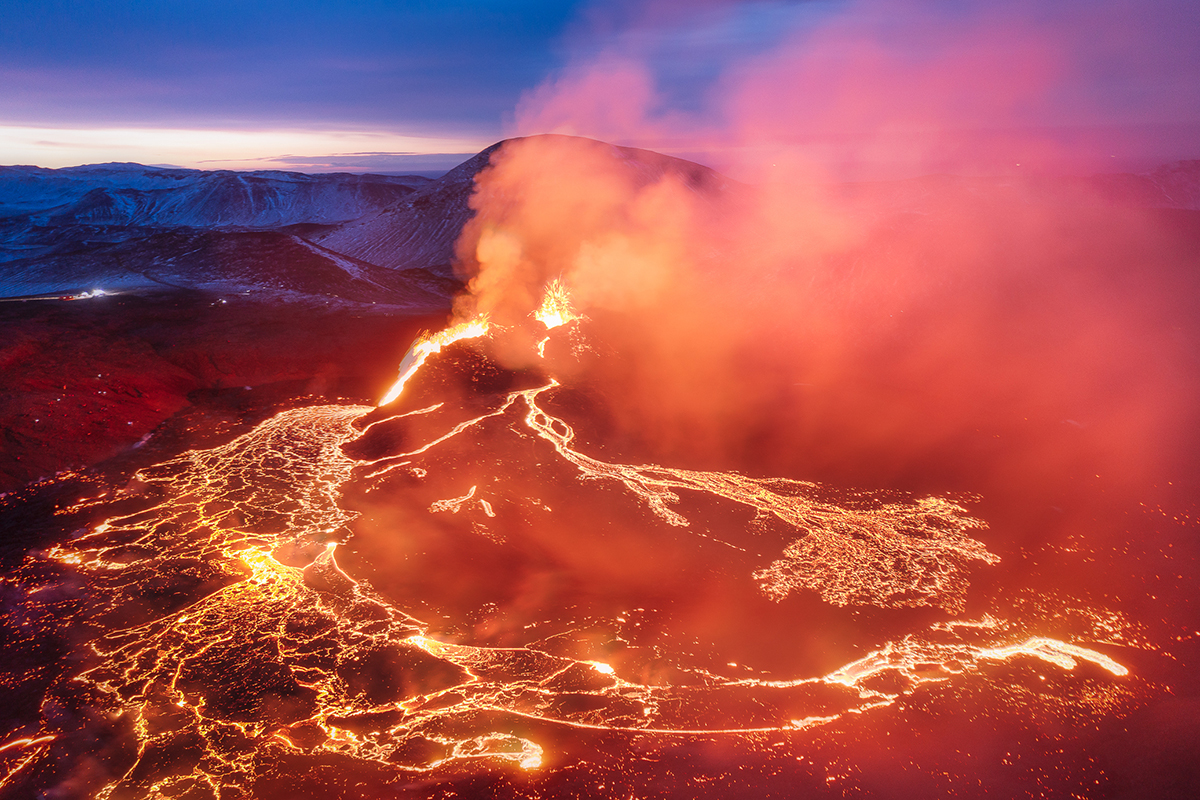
2, 0, 1197, 176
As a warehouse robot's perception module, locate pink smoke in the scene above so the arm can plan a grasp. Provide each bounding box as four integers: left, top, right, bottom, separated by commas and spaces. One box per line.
447, 0, 1199, 500
515, 0, 1199, 178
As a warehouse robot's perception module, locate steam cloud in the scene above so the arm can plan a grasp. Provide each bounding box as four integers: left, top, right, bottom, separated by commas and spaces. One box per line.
449, 0, 1199, 514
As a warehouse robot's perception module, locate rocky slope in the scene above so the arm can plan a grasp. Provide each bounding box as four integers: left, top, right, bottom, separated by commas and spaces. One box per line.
0, 164, 439, 303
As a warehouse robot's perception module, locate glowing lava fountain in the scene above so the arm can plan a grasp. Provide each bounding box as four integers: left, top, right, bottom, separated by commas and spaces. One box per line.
379, 316, 491, 406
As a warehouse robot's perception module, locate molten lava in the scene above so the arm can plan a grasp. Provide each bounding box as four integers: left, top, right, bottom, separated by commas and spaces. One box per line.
5, 359, 1142, 798
378, 316, 491, 406
533, 278, 577, 330
534, 279, 579, 357
0, 310, 1166, 799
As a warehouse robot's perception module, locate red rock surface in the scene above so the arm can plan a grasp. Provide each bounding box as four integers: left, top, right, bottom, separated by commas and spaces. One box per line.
0, 291, 441, 492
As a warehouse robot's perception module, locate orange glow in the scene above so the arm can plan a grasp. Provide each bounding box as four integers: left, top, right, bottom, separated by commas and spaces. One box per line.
533, 278, 578, 330
444, 124, 1197, 507
378, 317, 491, 406
0, 735, 56, 755
0, 735, 56, 792
13, 368, 1141, 797
4, 2, 1191, 795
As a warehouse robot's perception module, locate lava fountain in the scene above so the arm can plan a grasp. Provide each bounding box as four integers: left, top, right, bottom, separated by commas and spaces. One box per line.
379, 317, 492, 406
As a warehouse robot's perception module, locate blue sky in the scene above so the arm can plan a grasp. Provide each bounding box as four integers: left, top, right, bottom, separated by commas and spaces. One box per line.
1, 0, 1197, 174
2, 0, 821, 171
1, 0, 590, 169
2, 1, 576, 129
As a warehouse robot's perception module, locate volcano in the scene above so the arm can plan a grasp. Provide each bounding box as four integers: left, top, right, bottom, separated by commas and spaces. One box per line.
1, 136, 1199, 799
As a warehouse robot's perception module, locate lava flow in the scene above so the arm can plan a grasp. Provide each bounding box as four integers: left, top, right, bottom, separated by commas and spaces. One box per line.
0, 280, 1157, 799
379, 317, 492, 406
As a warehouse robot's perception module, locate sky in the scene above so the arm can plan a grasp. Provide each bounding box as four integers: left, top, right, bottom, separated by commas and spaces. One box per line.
1, 0, 1198, 176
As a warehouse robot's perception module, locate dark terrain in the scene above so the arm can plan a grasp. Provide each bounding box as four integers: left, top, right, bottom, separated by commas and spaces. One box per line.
0, 292, 441, 493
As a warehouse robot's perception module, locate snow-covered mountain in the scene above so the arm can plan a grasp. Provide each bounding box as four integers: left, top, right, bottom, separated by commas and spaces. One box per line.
0, 137, 738, 303
2, 142, 1197, 305
0, 163, 429, 228
0, 163, 439, 303
0, 228, 455, 308
305, 144, 503, 277
308, 136, 738, 276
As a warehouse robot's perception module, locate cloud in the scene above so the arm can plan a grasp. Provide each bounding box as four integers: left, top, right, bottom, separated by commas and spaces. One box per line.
445, 0, 1200, 504
0, 0, 583, 136
0, 126, 490, 172
515, 0, 1200, 178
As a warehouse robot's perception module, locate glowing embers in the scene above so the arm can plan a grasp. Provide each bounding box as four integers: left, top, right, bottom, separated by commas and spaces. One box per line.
5, 385, 1141, 799
6, 335, 1143, 797
534, 278, 577, 330
433, 734, 543, 771
752, 496, 998, 613
0, 736, 56, 792
823, 629, 1130, 692
22, 404, 544, 797
978, 637, 1129, 676
379, 316, 491, 406
534, 278, 579, 357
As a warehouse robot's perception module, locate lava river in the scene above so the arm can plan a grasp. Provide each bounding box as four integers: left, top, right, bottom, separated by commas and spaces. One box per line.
0, 309, 1171, 799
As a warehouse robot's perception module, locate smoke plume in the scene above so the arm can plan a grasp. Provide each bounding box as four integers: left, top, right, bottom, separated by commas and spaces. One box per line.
448, 0, 1200, 512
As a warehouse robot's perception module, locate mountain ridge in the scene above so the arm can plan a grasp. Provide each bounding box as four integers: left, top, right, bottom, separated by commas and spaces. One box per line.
1, 139, 1198, 305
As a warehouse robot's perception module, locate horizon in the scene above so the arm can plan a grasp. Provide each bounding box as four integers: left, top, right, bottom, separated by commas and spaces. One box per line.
3, 146, 1195, 185
2, 1, 1197, 182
